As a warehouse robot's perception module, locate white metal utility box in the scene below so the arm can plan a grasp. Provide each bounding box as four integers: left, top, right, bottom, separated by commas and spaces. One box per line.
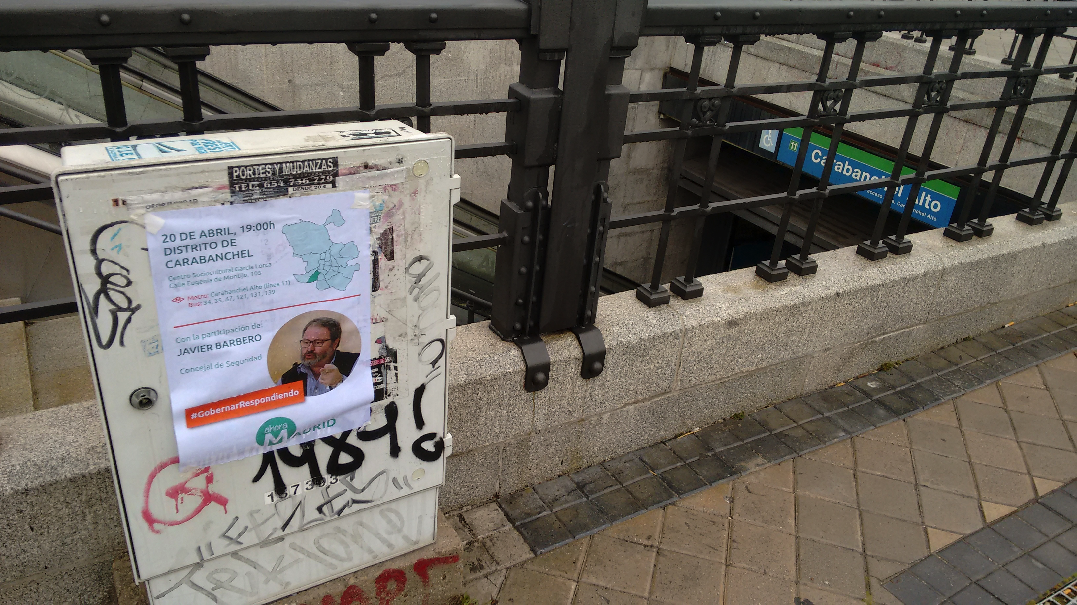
52, 121, 457, 605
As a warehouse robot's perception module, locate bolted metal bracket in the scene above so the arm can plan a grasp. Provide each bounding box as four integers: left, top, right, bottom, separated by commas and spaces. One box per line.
755, 261, 789, 282
883, 235, 914, 255
1016, 209, 1046, 226
516, 336, 551, 392
785, 256, 818, 276
969, 219, 994, 238
856, 241, 889, 261
944, 223, 975, 242
572, 325, 606, 379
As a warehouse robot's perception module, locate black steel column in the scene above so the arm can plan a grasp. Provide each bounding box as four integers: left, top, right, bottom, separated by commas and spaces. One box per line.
348, 42, 391, 113
83, 48, 132, 139
405, 42, 446, 133
162, 46, 210, 131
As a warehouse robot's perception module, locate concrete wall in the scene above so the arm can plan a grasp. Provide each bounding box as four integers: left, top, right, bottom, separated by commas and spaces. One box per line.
4, 203, 1077, 602
441, 202, 1077, 510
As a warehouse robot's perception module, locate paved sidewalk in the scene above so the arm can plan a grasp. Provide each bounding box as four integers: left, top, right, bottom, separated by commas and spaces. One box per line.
453, 352, 1077, 604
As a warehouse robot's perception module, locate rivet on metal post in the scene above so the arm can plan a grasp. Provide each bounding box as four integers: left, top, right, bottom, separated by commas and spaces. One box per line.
129, 387, 158, 410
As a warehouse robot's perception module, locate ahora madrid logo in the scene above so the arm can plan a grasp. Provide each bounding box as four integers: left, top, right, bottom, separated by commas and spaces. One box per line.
256, 416, 297, 446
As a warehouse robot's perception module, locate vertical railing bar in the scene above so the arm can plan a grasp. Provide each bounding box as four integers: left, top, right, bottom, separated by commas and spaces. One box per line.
641, 39, 707, 296
672, 36, 754, 299
858, 34, 944, 260
972, 29, 1054, 235
405, 42, 446, 133
756, 36, 837, 282
944, 30, 1037, 242
162, 47, 211, 134
349, 43, 391, 113
1019, 93, 1077, 223
790, 33, 872, 276
83, 48, 133, 141
1045, 128, 1077, 216
888, 30, 974, 252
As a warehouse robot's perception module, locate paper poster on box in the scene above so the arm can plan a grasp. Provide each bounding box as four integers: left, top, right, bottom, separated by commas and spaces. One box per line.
145, 191, 375, 467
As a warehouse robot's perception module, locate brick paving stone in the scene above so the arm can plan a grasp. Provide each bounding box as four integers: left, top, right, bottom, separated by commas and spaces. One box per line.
949, 582, 1004, 605
676, 483, 731, 517
917, 351, 958, 373
535, 475, 588, 511
664, 433, 708, 463
927, 527, 962, 551
1030, 541, 1077, 576
603, 453, 652, 485
624, 475, 678, 510
795, 457, 857, 506
800, 416, 849, 445
857, 472, 922, 523
965, 527, 1024, 566
977, 568, 1037, 605
961, 385, 1004, 407
485, 527, 535, 568
750, 407, 796, 433
1012, 411, 1074, 450
829, 408, 876, 435
798, 539, 867, 598
637, 444, 683, 473
982, 502, 1017, 523
1058, 527, 1077, 553
884, 572, 945, 605
1041, 367, 1077, 395
853, 400, 901, 426
1044, 352, 1077, 371
1054, 389, 1077, 421
992, 516, 1049, 551
909, 554, 972, 597
463, 571, 503, 604
498, 567, 575, 604
921, 375, 967, 400
913, 450, 978, 497
1040, 490, 1077, 523
517, 513, 574, 553
659, 505, 727, 562
555, 499, 612, 539
658, 464, 707, 496
862, 511, 929, 563
776, 397, 821, 423
938, 540, 998, 580
1000, 345, 1040, 369
964, 431, 1027, 472
973, 464, 1036, 507
579, 534, 657, 596
572, 583, 647, 605
727, 417, 769, 442
695, 423, 740, 452
746, 459, 793, 491
1016, 503, 1071, 537
797, 584, 865, 605
796, 493, 862, 550
803, 384, 867, 414
919, 487, 984, 534
732, 480, 794, 532
463, 539, 499, 579
955, 400, 1016, 439
907, 418, 969, 459
501, 487, 549, 524
1001, 368, 1046, 390
855, 437, 915, 482
717, 443, 768, 474
918, 400, 960, 427
1004, 555, 1060, 595
592, 487, 644, 521
774, 425, 823, 454
728, 520, 796, 578
860, 420, 910, 446
523, 539, 588, 580
723, 566, 794, 605
602, 509, 662, 546
1021, 443, 1077, 482
802, 439, 854, 468
648, 549, 723, 604
462, 502, 511, 538
878, 391, 923, 418
571, 465, 620, 498
876, 366, 917, 391
749, 433, 796, 463
688, 454, 737, 484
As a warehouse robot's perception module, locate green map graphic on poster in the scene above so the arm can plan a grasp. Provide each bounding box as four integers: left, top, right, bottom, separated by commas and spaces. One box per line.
282, 209, 361, 291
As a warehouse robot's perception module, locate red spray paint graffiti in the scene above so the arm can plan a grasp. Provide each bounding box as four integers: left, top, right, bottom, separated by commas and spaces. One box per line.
314, 555, 460, 605
142, 456, 229, 534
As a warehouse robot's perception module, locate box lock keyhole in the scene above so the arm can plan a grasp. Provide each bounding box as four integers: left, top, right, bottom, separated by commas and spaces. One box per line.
130, 387, 158, 410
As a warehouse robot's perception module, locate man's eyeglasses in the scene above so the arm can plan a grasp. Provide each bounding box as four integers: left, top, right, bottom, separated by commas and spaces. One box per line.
300, 339, 332, 348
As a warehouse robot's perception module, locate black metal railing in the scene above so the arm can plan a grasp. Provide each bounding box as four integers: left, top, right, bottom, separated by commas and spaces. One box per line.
0, 0, 1075, 391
